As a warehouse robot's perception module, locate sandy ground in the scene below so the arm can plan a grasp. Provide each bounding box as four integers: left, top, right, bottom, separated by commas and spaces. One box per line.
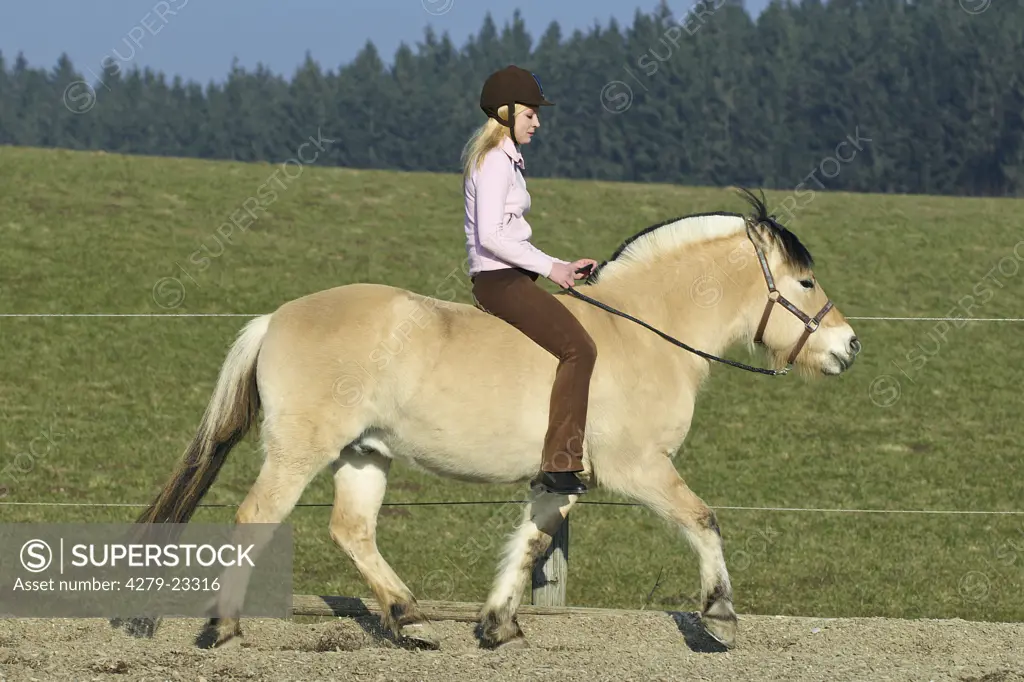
0, 610, 1022, 682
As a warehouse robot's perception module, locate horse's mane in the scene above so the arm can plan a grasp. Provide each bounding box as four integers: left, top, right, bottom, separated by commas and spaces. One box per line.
584, 187, 814, 284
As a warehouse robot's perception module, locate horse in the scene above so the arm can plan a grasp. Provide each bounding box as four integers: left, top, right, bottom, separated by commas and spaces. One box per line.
126, 189, 860, 651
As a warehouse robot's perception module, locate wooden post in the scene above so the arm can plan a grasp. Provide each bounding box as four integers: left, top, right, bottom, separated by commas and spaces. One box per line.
531, 516, 569, 606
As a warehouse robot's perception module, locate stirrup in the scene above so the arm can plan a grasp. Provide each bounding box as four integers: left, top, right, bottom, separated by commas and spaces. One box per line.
530, 471, 587, 495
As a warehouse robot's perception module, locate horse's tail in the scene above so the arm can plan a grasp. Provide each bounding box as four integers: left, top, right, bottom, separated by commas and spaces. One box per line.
135, 314, 271, 524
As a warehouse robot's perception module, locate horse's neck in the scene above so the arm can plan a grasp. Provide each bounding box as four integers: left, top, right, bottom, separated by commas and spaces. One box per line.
585, 235, 759, 362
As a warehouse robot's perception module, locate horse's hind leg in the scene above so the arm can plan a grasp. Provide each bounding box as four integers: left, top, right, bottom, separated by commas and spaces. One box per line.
328, 449, 439, 649
478, 489, 578, 649
199, 419, 339, 648
609, 453, 737, 647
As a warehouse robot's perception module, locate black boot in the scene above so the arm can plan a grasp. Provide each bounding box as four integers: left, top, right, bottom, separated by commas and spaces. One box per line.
531, 470, 588, 495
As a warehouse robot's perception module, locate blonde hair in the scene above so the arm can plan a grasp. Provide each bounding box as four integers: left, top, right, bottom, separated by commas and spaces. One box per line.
461, 103, 530, 178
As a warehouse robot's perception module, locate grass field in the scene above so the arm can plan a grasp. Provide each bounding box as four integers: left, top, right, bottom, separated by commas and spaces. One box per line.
1, 145, 1022, 623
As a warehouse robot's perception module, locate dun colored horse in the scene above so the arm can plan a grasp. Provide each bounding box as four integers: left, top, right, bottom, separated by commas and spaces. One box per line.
126, 190, 860, 650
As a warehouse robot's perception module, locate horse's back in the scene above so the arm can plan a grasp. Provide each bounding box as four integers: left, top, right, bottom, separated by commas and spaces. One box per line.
257, 281, 490, 393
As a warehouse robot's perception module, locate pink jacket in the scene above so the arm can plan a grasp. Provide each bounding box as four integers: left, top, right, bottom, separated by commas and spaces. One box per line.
463, 136, 567, 277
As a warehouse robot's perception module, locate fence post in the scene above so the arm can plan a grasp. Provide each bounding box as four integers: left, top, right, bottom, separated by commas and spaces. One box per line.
531, 516, 569, 606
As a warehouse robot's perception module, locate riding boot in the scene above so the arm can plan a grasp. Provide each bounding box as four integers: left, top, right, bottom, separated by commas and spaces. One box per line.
531, 470, 587, 495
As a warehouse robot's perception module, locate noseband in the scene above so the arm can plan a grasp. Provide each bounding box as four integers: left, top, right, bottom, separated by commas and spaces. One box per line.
561, 222, 833, 376
747, 223, 834, 368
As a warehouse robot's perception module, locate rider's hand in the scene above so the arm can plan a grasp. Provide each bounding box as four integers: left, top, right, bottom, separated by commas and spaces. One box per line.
548, 259, 598, 288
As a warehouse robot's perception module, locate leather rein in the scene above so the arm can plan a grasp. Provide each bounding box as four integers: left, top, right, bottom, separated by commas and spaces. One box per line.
560, 223, 834, 377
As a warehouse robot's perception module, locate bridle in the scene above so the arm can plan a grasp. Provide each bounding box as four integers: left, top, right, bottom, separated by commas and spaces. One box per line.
561, 221, 834, 377
747, 222, 834, 369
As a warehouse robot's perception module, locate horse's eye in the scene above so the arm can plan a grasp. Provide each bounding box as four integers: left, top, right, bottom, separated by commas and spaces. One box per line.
799, 279, 814, 289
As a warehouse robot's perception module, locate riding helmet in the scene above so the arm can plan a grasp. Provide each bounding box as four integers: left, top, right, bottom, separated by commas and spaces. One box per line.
479, 65, 554, 142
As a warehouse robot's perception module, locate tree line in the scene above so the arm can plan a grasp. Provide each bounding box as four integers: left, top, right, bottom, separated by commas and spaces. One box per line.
1, 0, 1021, 197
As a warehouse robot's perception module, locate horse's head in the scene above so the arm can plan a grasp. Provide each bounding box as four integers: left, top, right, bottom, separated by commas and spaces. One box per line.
578, 188, 860, 378
736, 189, 860, 377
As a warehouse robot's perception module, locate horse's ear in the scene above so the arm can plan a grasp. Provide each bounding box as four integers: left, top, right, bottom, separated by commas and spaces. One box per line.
744, 216, 773, 252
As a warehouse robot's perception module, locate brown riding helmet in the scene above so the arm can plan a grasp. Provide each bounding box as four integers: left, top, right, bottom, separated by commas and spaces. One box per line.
479, 65, 554, 143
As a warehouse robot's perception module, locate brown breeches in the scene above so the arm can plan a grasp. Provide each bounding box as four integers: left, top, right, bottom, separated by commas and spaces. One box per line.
471, 267, 597, 472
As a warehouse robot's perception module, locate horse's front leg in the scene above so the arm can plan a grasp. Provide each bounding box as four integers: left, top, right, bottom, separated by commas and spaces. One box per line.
477, 489, 578, 648
605, 452, 737, 647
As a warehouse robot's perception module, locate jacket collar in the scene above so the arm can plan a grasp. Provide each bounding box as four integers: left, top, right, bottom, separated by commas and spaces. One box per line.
498, 135, 525, 170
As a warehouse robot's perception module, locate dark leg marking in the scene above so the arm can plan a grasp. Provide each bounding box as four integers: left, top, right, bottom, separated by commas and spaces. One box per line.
703, 583, 728, 614
478, 608, 525, 648
526, 535, 551, 563
387, 601, 425, 632
702, 508, 722, 538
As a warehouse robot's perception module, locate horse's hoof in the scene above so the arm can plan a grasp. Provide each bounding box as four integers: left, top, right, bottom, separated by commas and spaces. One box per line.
213, 633, 243, 649
398, 621, 440, 650
195, 618, 242, 649
476, 613, 526, 650
701, 611, 737, 649
701, 595, 737, 648
494, 635, 529, 650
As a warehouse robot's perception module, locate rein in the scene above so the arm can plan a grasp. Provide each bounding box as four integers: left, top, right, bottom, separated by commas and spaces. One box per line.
559, 223, 834, 377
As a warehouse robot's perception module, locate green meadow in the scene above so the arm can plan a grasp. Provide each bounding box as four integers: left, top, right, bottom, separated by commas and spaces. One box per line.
1, 146, 1022, 622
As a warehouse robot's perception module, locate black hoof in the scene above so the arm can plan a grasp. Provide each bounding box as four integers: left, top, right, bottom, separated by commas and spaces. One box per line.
194, 618, 241, 649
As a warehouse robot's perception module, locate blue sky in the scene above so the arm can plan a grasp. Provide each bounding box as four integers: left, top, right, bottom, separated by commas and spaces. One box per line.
1, 0, 770, 85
